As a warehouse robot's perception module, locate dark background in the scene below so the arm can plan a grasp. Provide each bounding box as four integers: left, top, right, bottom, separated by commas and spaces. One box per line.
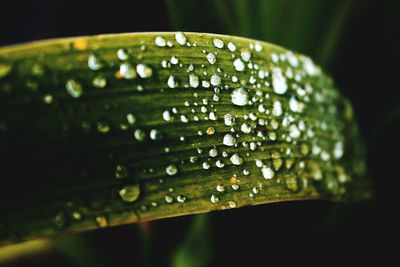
1, 0, 398, 265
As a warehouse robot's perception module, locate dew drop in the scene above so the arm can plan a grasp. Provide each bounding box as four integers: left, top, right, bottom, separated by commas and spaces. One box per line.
92, 76, 107, 88
150, 129, 162, 140
206, 126, 215, 135
227, 200, 237, 208
126, 113, 136, 125
134, 129, 146, 141
209, 148, 218, 157
162, 110, 172, 121
166, 164, 178, 176
206, 52, 217, 64
189, 73, 199, 88
224, 113, 235, 126
155, 36, 166, 47
202, 161, 211, 170
227, 42, 237, 52
240, 50, 251, 62
231, 87, 249, 106
115, 164, 128, 179
289, 124, 301, 138
216, 184, 225, 192
97, 122, 110, 133
262, 167, 275, 179
177, 195, 187, 203
119, 184, 140, 202
175, 32, 187, 45
120, 63, 137, 79
136, 64, 153, 78
43, 94, 53, 104
165, 195, 174, 204
210, 74, 221, 86
289, 96, 304, 113
223, 133, 236, 146
88, 54, 103, 70
240, 123, 252, 134
117, 48, 129, 60
65, 79, 83, 98
233, 58, 245, 71
167, 75, 177, 88
213, 38, 224, 48
230, 153, 243, 165
96, 215, 108, 227
210, 195, 219, 203
272, 68, 287, 94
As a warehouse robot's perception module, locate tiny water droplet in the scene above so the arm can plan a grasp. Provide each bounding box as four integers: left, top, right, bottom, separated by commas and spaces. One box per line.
97, 121, 110, 133
177, 195, 187, 203
43, 94, 53, 104
166, 164, 178, 176
262, 167, 275, 179
96, 215, 108, 227
134, 129, 146, 141
117, 48, 129, 60
92, 76, 107, 88
224, 113, 235, 126
230, 153, 243, 165
115, 164, 128, 179
65, 79, 83, 98
119, 184, 140, 202
165, 195, 174, 203
216, 184, 225, 192
233, 58, 245, 71
227, 200, 237, 208
210, 195, 219, 203
167, 75, 177, 88
227, 42, 237, 52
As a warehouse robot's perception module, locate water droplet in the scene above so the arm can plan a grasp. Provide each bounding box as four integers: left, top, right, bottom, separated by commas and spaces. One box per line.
31, 64, 44, 76
227, 42, 237, 52
216, 184, 225, 192
289, 96, 304, 113
240, 123, 252, 134
262, 167, 275, 179
155, 36, 166, 47
210, 195, 219, 203
54, 212, 66, 227
289, 124, 301, 138
115, 164, 128, 179
43, 94, 53, 104
333, 141, 344, 159
223, 134, 236, 146
96, 215, 108, 227
272, 68, 287, 94
209, 148, 218, 157
272, 158, 283, 171
165, 195, 174, 203
227, 200, 237, 208
231, 184, 239, 190
0, 63, 12, 79
272, 101, 283, 117
134, 129, 146, 141
92, 76, 107, 88
148, 129, 161, 140
213, 38, 224, 48
72, 211, 82, 220
65, 79, 83, 98
230, 153, 243, 165
206, 127, 215, 135
162, 110, 173, 121
285, 175, 299, 191
166, 164, 178, 176
117, 48, 129, 60
88, 54, 103, 70
97, 122, 110, 133
167, 75, 177, 88
189, 73, 199, 88
224, 113, 235, 126
120, 63, 137, 79
240, 50, 251, 62
216, 160, 225, 168
126, 113, 136, 125
180, 114, 189, 123
254, 43, 262, 52
231, 87, 249, 106
136, 64, 153, 78
206, 52, 216, 64
170, 56, 179, 64
233, 58, 245, 71
210, 74, 221, 86
202, 161, 211, 170
175, 32, 187, 45
177, 195, 187, 203
119, 184, 140, 202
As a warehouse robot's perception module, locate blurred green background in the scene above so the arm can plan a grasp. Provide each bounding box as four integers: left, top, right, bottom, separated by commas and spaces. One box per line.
0, 0, 398, 265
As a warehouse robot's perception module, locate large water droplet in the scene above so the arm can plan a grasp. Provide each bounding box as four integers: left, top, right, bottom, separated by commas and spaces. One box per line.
119, 184, 140, 202
231, 87, 249, 106
175, 32, 187, 45
272, 68, 287, 94
166, 164, 178, 176
262, 167, 275, 179
233, 58, 245, 71
206, 52, 216, 65
213, 38, 224, 49
230, 153, 243, 165
223, 134, 236, 146
136, 64, 153, 78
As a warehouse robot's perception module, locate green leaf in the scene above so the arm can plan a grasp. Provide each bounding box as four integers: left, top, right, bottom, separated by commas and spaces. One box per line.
0, 32, 370, 245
